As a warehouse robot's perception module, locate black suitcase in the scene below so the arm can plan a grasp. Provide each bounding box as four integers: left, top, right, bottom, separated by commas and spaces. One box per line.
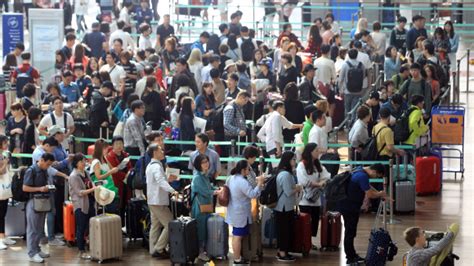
169, 217, 199, 265
126, 198, 148, 241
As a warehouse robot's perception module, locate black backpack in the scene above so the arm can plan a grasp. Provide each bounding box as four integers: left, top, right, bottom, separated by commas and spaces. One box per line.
346, 61, 364, 93
323, 171, 352, 203
241, 38, 255, 62
259, 173, 283, 208
361, 126, 388, 161
207, 33, 221, 54
15, 66, 34, 96
128, 156, 149, 190
209, 103, 236, 140
11, 167, 30, 202
393, 107, 417, 144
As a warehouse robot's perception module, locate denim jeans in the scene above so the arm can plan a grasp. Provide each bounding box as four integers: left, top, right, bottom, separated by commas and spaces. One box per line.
74, 204, 95, 251
344, 93, 362, 127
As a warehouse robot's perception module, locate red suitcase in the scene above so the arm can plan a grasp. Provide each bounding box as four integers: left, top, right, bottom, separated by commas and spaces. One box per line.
416, 156, 441, 195
63, 202, 75, 245
291, 211, 311, 256
320, 211, 342, 251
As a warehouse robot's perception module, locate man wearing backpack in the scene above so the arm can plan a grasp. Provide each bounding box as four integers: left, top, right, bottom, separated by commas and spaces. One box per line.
338, 49, 365, 125
238, 26, 258, 64
336, 164, 387, 265
224, 91, 250, 141
374, 108, 406, 169
38, 96, 75, 148
399, 63, 432, 116
404, 95, 429, 146
11, 52, 40, 99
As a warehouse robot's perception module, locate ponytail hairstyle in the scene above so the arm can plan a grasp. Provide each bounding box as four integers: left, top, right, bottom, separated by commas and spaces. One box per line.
301, 143, 323, 175
230, 159, 249, 177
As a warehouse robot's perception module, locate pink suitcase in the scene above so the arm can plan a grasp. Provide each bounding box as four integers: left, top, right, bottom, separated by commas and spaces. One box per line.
0, 93, 6, 120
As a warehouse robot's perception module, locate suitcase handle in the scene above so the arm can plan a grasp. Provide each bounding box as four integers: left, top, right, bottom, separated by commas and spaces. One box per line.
372, 200, 387, 230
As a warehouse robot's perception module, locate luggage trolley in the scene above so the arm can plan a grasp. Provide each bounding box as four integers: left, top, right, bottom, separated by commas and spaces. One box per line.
430, 106, 465, 180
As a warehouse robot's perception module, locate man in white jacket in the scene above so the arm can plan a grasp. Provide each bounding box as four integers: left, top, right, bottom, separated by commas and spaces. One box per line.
146, 144, 178, 259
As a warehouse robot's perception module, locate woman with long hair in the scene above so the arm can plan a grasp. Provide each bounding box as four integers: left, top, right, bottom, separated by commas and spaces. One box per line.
86, 57, 100, 76
142, 76, 166, 130
274, 36, 291, 73
195, 82, 216, 119
177, 97, 196, 151
274, 151, 302, 262
89, 139, 119, 214
226, 159, 263, 265
288, 42, 302, 75
69, 43, 89, 71
424, 64, 440, 104
444, 21, 459, 75
384, 45, 401, 81
330, 34, 342, 62
433, 27, 451, 62
297, 143, 330, 249
305, 24, 323, 56
187, 48, 204, 91
249, 49, 264, 79
283, 82, 304, 142
3, 54, 18, 111
350, 17, 368, 39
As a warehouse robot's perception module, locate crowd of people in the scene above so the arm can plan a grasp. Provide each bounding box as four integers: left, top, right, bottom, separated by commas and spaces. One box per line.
0, 2, 462, 265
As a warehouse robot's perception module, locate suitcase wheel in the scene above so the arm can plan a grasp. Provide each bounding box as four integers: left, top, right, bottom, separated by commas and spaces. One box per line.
302, 251, 310, 257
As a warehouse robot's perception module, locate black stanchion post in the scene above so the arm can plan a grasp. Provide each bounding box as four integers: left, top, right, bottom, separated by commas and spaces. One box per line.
466, 49, 470, 93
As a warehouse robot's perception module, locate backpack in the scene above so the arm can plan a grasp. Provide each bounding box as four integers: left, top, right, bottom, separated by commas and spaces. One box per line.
259, 173, 283, 208
323, 171, 352, 203
393, 107, 417, 144
207, 33, 221, 54
241, 38, 255, 62
129, 156, 151, 190
15, 66, 34, 96
210, 103, 236, 140
346, 61, 364, 93
11, 167, 30, 202
361, 126, 388, 161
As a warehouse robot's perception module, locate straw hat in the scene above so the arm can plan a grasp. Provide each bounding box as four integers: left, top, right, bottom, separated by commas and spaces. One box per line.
94, 186, 115, 206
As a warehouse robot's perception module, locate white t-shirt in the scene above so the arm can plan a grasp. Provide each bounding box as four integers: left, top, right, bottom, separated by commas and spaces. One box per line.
296, 162, 330, 206
308, 124, 328, 154
258, 111, 293, 152
313, 56, 337, 85
370, 31, 387, 56
100, 64, 126, 90
138, 35, 153, 50
109, 30, 135, 51
39, 111, 74, 148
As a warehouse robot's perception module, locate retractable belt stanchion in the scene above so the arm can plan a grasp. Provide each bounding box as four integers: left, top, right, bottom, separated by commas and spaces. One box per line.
388, 158, 401, 225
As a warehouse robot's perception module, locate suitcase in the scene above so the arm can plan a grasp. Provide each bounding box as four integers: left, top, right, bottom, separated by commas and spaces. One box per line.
63, 202, 76, 245
126, 198, 148, 240
430, 148, 444, 183
332, 95, 345, 129
242, 221, 263, 262
291, 211, 311, 256
169, 216, 199, 265
320, 211, 342, 251
394, 180, 416, 213
416, 156, 441, 195
365, 202, 397, 266
261, 207, 277, 247
206, 214, 229, 259
5, 200, 26, 237
89, 214, 123, 263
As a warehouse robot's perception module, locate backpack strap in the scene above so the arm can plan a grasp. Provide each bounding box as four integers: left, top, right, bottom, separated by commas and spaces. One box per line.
64, 113, 67, 133
346, 61, 354, 68
50, 113, 56, 125
375, 126, 388, 155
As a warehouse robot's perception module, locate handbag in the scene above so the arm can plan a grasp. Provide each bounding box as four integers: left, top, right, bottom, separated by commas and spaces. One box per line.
33, 194, 52, 212
0, 172, 13, 200
194, 191, 213, 213
113, 121, 124, 137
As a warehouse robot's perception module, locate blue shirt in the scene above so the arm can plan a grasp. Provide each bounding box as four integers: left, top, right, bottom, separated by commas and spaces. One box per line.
82, 31, 106, 58
191, 40, 205, 54
52, 145, 70, 173
381, 99, 408, 120
135, 7, 153, 26
225, 174, 261, 228
337, 168, 371, 213
188, 147, 221, 179
60, 82, 81, 103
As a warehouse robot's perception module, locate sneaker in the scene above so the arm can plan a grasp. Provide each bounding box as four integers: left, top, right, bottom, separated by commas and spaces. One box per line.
80, 252, 92, 260
198, 252, 210, 262
355, 255, 366, 263
55, 233, 64, 240
48, 239, 65, 246
30, 254, 44, 263
38, 251, 50, 258
277, 255, 296, 262
2, 238, 16, 245
233, 258, 250, 265
0, 241, 7, 250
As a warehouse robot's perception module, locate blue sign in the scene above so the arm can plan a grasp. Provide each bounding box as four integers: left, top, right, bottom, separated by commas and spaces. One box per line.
2, 13, 24, 57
